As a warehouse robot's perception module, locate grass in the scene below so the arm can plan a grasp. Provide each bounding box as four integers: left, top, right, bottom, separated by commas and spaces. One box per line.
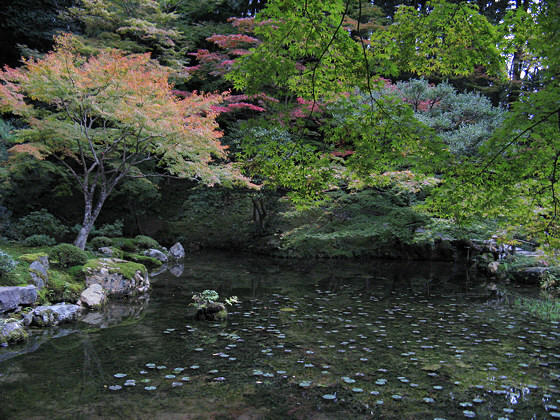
513, 295, 560, 322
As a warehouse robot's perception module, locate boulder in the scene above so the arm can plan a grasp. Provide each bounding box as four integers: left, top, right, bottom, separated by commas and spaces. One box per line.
0, 321, 28, 345
195, 302, 227, 321
512, 267, 548, 284
28, 257, 49, 290
144, 248, 168, 263
31, 303, 82, 327
488, 261, 500, 274
169, 242, 185, 260
0, 285, 38, 313
98, 247, 114, 257
80, 284, 107, 309
84, 258, 150, 298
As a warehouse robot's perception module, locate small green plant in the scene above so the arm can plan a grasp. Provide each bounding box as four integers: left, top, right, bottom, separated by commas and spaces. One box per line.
541, 271, 559, 292
22, 234, 56, 247
49, 243, 88, 268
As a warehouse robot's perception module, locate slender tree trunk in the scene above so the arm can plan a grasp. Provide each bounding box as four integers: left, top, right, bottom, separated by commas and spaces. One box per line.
74, 190, 109, 250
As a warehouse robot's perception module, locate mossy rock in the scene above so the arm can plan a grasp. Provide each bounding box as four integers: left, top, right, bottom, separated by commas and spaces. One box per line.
0, 322, 28, 345
82, 258, 150, 298
83, 258, 147, 280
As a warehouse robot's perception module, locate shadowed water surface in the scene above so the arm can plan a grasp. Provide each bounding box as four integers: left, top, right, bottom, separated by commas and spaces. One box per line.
1, 251, 559, 419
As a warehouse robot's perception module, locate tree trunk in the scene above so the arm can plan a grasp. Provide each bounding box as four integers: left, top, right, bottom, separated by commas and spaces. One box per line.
73, 191, 108, 250
74, 221, 94, 250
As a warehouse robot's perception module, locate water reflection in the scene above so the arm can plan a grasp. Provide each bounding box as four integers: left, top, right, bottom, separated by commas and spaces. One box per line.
0, 252, 558, 419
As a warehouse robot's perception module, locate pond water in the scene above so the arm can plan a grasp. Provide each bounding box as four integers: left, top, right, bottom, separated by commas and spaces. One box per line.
1, 252, 559, 419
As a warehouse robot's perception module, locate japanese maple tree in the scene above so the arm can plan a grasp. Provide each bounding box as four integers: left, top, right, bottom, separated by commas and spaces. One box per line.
0, 34, 251, 249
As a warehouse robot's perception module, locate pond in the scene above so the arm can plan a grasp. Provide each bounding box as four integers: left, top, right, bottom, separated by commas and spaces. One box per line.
1, 251, 559, 419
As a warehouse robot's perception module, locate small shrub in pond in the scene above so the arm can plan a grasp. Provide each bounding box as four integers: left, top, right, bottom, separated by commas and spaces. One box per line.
49, 243, 88, 267
90, 236, 113, 249
191, 289, 239, 321
22, 234, 56, 247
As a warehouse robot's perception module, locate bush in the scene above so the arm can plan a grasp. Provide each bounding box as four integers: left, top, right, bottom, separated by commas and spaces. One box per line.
113, 238, 137, 252
90, 236, 113, 249
16, 209, 68, 240
95, 220, 123, 238
49, 243, 88, 268
134, 235, 160, 250
0, 250, 18, 277
22, 234, 56, 247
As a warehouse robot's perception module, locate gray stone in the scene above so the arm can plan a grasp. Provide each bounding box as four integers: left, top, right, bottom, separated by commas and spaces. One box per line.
29, 258, 48, 290
0, 286, 38, 313
80, 284, 107, 308
0, 321, 28, 345
145, 248, 168, 262
84, 258, 150, 298
169, 242, 185, 260
98, 247, 114, 257
488, 261, 500, 274
31, 303, 82, 327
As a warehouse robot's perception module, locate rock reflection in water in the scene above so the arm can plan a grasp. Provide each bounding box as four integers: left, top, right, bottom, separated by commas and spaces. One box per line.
79, 296, 149, 329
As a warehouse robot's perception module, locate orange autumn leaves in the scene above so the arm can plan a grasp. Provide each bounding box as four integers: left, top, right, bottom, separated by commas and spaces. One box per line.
0, 34, 253, 187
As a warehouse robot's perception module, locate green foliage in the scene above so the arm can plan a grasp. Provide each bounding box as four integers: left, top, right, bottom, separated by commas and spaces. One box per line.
278, 189, 428, 258
49, 243, 88, 268
63, 0, 185, 67
94, 220, 124, 238
413, 218, 501, 244
21, 234, 56, 247
240, 125, 334, 206
396, 79, 506, 157
90, 236, 113, 249
134, 235, 160, 250
112, 238, 138, 253
0, 249, 18, 278
0, 117, 15, 162
15, 209, 68, 241
388, 0, 504, 78
513, 295, 560, 322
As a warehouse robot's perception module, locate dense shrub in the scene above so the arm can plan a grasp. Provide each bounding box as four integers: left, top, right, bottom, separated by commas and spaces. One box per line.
90, 236, 113, 249
49, 243, 88, 267
22, 234, 56, 247
134, 235, 160, 250
16, 209, 68, 240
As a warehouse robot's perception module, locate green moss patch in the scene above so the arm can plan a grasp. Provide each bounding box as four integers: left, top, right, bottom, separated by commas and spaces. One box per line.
18, 252, 48, 263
